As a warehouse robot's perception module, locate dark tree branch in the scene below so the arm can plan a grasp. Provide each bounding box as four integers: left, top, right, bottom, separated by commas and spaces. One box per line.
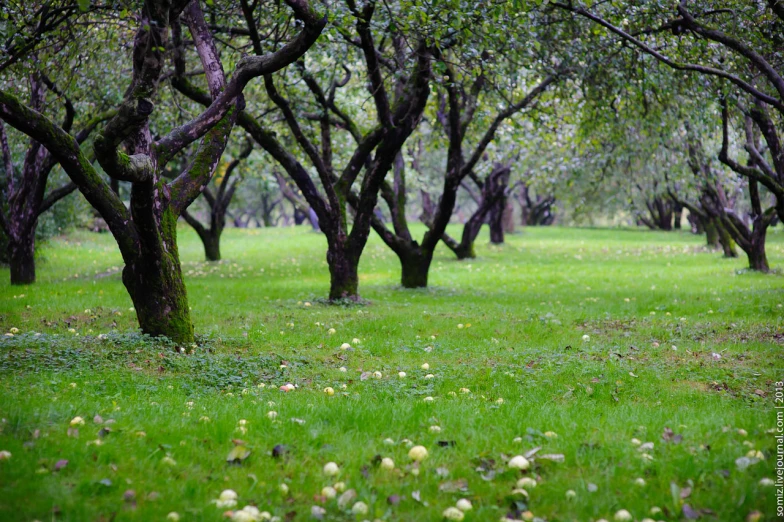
37, 182, 77, 216
553, 2, 784, 114
462, 74, 557, 176
158, 0, 327, 166
0, 88, 137, 254
677, 2, 784, 104
719, 100, 783, 198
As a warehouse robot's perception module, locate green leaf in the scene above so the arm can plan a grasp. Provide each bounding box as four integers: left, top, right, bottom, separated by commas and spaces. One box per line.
77, 0, 90, 12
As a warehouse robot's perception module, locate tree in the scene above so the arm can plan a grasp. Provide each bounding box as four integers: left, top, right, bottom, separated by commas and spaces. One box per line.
439, 161, 514, 259
667, 123, 738, 257
0, 73, 113, 284
368, 22, 561, 284
180, 140, 252, 261
715, 102, 777, 271
0, 0, 325, 342
516, 183, 556, 226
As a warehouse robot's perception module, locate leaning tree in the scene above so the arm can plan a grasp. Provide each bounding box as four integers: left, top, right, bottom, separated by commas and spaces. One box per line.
0, 0, 325, 342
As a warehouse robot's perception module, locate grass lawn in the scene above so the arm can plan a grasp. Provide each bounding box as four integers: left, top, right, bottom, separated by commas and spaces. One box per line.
0, 224, 782, 522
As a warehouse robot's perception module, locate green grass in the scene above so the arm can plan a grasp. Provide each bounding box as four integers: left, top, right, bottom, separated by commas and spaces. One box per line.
1, 224, 782, 522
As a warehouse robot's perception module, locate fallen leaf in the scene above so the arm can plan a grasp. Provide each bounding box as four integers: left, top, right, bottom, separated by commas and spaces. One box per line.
523, 446, 541, 459
439, 479, 468, 492
226, 445, 251, 464
480, 470, 496, 481
662, 427, 683, 444
682, 504, 700, 519
538, 454, 565, 462
54, 459, 68, 471
272, 445, 288, 458
337, 489, 356, 510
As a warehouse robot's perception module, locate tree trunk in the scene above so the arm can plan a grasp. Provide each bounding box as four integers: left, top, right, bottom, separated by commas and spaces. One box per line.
746, 224, 770, 272
307, 207, 320, 231
8, 230, 36, 285
704, 219, 719, 248
716, 221, 737, 258
747, 241, 769, 272
688, 212, 704, 234
502, 199, 515, 234
489, 196, 505, 244
203, 229, 221, 261
453, 239, 476, 259
122, 212, 194, 343
327, 243, 359, 301
399, 249, 431, 288
673, 203, 683, 230
656, 198, 673, 230
182, 209, 222, 262
442, 227, 478, 259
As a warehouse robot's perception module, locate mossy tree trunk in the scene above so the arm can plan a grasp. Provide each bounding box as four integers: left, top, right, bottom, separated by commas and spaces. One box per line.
398, 248, 432, 288
123, 210, 194, 343
704, 218, 719, 248
203, 231, 221, 261
716, 221, 737, 258
0, 0, 325, 343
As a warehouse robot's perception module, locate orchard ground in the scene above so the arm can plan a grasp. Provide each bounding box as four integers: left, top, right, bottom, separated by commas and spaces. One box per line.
0, 224, 782, 522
